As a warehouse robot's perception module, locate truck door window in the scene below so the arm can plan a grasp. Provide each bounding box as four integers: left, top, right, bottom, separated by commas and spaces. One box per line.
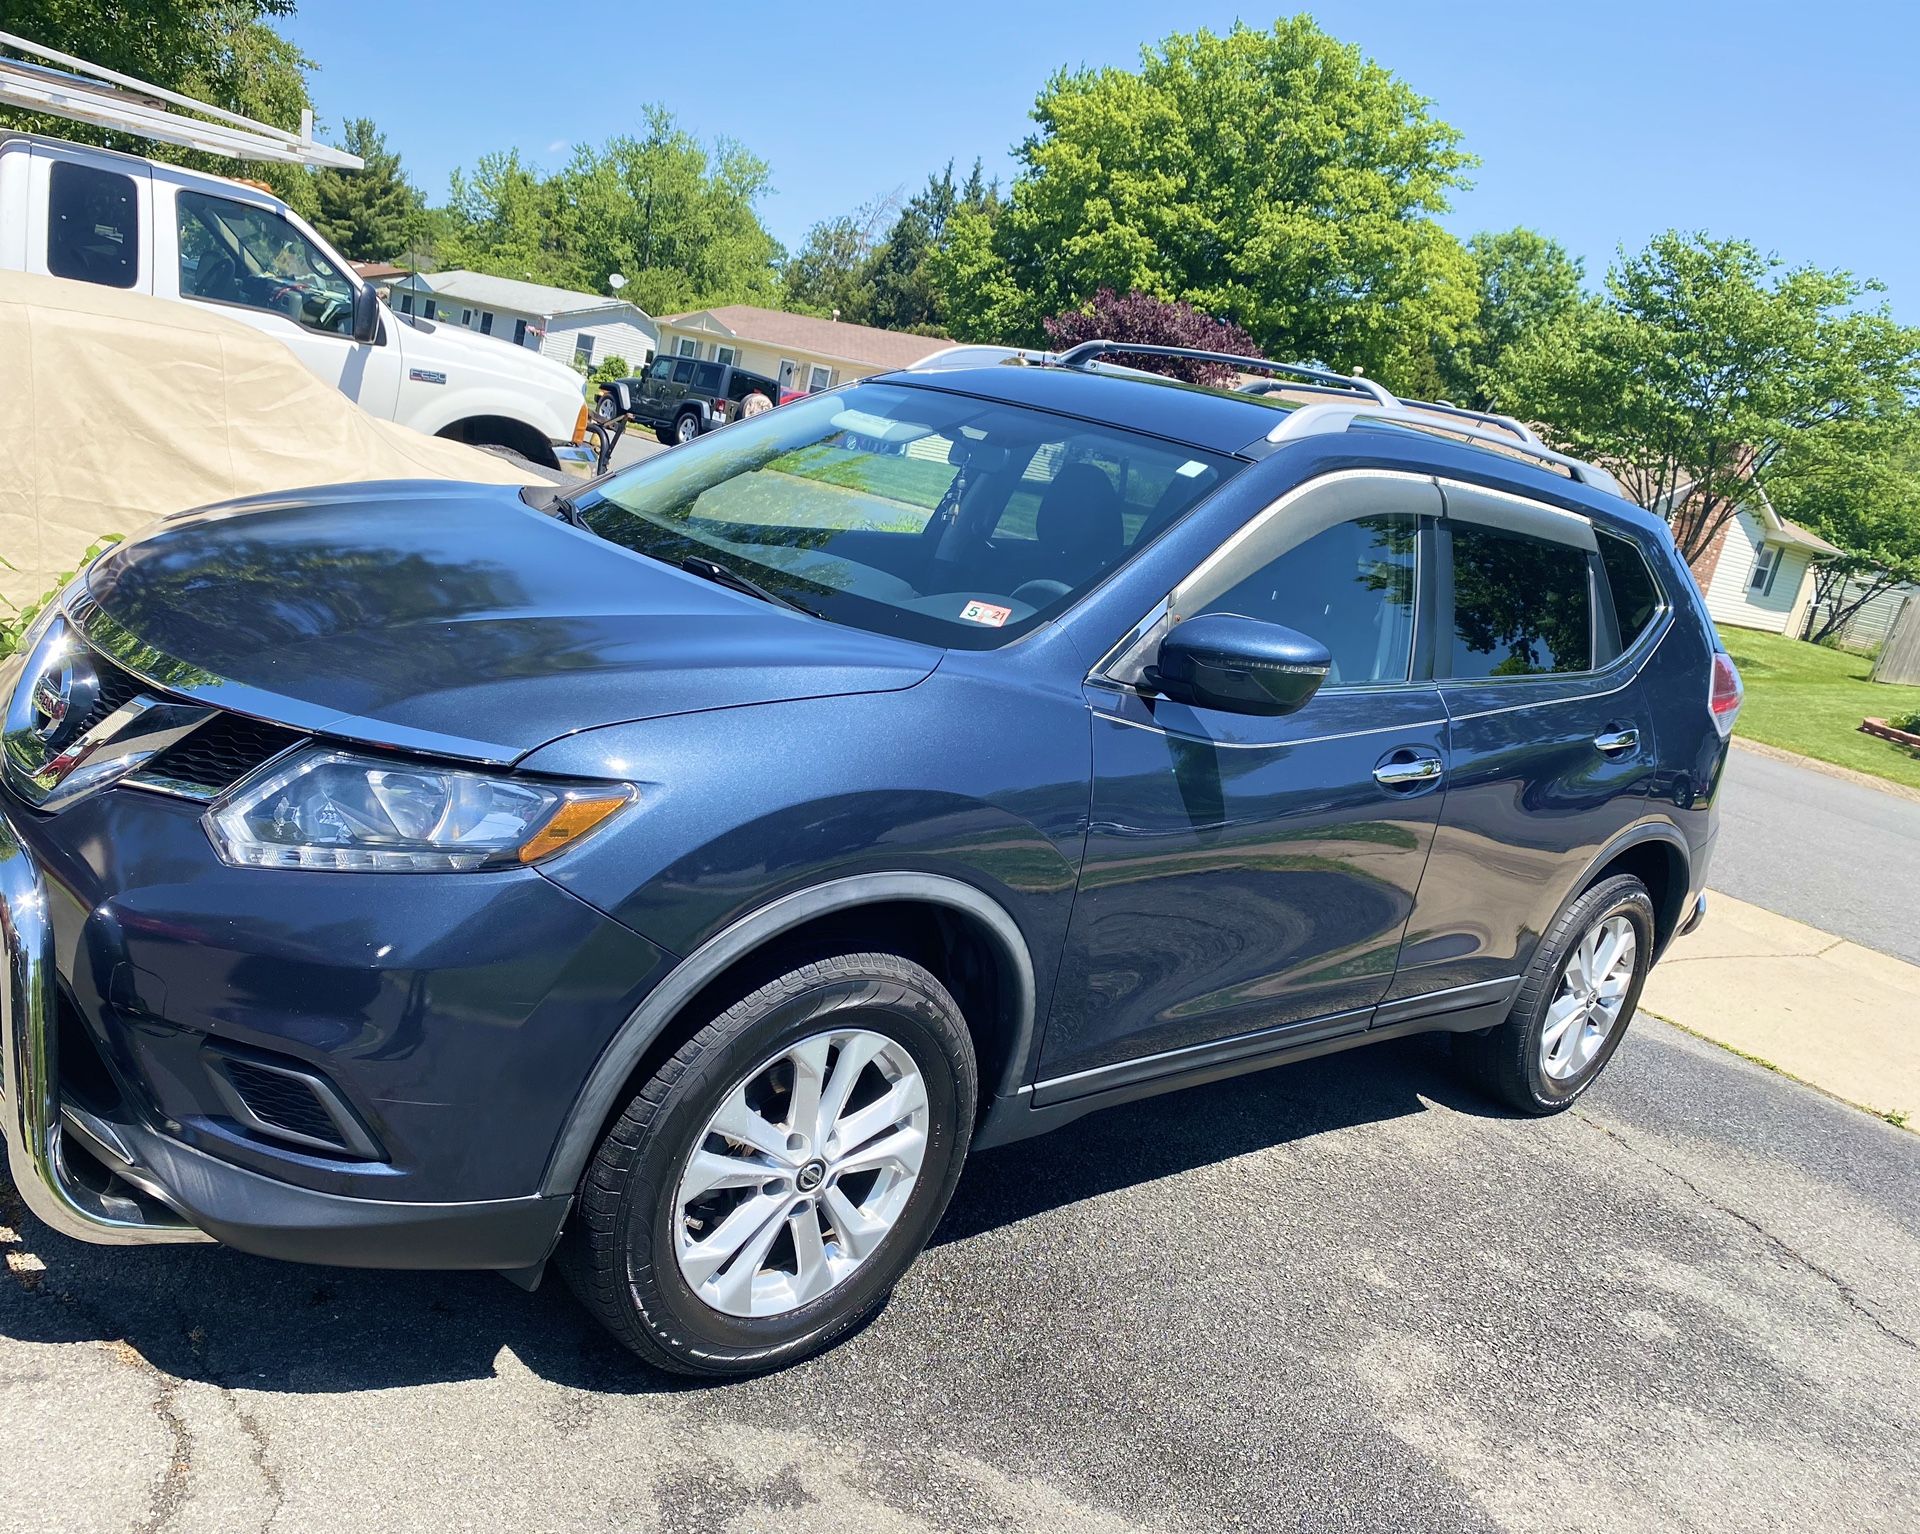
176, 190, 356, 336
47, 161, 139, 289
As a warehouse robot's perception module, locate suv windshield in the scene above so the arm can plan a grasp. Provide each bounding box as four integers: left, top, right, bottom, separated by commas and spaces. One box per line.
577, 382, 1241, 648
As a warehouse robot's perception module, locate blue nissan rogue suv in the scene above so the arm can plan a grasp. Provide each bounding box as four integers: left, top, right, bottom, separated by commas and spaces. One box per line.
0, 344, 1739, 1375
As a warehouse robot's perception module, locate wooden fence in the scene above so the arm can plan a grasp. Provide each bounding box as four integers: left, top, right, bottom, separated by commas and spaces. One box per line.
1873, 595, 1920, 686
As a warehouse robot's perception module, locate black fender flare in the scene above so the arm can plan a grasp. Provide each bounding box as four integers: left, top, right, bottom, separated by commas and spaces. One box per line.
538, 872, 1038, 1198
1549, 817, 1693, 959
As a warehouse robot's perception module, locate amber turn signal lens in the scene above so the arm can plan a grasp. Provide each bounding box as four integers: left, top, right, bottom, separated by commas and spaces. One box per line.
572, 404, 591, 445
517, 794, 629, 864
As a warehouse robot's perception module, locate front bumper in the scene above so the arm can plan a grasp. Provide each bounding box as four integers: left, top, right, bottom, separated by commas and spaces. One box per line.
2, 806, 199, 1244
0, 801, 619, 1268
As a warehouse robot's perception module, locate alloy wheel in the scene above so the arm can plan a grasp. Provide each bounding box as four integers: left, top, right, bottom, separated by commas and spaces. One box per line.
1540, 914, 1637, 1082
672, 1028, 929, 1318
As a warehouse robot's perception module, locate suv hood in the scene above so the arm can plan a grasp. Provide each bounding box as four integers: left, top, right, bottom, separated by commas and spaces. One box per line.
77, 482, 940, 764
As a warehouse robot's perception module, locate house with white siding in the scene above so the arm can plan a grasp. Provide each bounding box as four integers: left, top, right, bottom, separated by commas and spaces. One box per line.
1674, 481, 1841, 635
383, 271, 657, 372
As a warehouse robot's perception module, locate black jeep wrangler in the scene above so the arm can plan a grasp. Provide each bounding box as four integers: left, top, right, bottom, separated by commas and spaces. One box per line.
596, 357, 785, 445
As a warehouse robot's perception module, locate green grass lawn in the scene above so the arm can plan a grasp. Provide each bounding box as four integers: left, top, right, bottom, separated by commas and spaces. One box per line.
1718, 628, 1920, 789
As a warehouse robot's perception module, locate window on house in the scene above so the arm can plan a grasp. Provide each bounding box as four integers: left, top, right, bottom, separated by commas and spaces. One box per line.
513, 318, 528, 345
459, 308, 472, 325
422, 299, 437, 320
479, 311, 493, 335
779, 360, 799, 392
675, 336, 701, 358
398, 292, 414, 315
48, 161, 139, 289
1447, 522, 1594, 677
1749, 544, 1780, 594
575, 334, 596, 365
715, 344, 738, 366
807, 364, 835, 393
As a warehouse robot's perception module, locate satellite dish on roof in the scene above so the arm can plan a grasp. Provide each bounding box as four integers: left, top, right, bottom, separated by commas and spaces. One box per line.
607, 273, 627, 292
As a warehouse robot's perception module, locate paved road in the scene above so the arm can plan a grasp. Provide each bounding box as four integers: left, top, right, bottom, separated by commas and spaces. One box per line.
1712, 746, 1920, 965
3, 1020, 1914, 1533
607, 429, 671, 472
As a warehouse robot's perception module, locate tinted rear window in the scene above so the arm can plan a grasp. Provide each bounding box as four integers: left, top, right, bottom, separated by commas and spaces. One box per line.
1598, 529, 1663, 649
693, 362, 724, 391
729, 371, 777, 402
47, 161, 138, 289
1448, 523, 1592, 677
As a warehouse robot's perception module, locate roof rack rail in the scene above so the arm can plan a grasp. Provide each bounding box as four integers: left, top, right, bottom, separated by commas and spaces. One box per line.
0, 29, 362, 169
1050, 340, 1398, 409
1393, 398, 1543, 446
1269, 401, 1625, 497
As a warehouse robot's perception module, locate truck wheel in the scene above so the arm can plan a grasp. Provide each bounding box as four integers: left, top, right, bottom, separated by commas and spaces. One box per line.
594, 391, 619, 422
560, 953, 977, 1377
1454, 874, 1654, 1115
653, 425, 677, 446
673, 410, 701, 445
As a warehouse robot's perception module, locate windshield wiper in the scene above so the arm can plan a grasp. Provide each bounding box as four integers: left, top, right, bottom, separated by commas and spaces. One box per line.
679, 555, 817, 617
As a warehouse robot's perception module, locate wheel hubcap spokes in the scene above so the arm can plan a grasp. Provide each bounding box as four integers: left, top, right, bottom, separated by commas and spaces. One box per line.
673, 1028, 929, 1318
1541, 914, 1637, 1082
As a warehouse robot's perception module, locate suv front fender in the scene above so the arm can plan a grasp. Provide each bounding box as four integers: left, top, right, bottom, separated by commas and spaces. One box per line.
536, 872, 1037, 1200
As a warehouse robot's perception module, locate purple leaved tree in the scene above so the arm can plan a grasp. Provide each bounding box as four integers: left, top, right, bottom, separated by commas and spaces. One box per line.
1042, 290, 1261, 385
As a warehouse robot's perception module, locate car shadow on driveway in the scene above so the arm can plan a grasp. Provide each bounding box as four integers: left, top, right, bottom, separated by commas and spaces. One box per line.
0, 1034, 1505, 1397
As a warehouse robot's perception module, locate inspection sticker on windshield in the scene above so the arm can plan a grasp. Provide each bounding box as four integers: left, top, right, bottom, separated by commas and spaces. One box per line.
959, 599, 1013, 628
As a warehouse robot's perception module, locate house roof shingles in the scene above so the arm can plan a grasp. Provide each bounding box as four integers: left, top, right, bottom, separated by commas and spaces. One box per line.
659, 305, 948, 371
398, 270, 650, 320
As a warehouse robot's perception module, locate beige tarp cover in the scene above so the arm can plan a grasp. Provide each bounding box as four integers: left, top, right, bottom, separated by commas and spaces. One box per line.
1, 268, 542, 610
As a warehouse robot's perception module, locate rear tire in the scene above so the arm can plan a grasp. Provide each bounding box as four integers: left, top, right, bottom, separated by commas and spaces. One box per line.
1455, 874, 1654, 1115
559, 953, 976, 1377
673, 410, 701, 445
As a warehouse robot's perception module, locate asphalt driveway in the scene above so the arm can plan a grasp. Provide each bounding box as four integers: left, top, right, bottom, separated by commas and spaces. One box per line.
3, 1018, 1914, 1533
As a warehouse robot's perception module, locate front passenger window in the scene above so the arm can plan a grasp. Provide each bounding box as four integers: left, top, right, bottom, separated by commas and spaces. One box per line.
1197, 512, 1418, 686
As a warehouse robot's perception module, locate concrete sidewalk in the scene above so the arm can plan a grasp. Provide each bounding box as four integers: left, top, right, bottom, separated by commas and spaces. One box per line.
1641, 890, 1918, 1126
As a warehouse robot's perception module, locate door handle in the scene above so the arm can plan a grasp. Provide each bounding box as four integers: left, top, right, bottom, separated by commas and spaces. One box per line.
1373, 753, 1443, 790
1593, 728, 1640, 756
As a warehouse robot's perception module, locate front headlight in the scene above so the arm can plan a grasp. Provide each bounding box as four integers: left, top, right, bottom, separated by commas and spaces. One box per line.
206, 749, 632, 872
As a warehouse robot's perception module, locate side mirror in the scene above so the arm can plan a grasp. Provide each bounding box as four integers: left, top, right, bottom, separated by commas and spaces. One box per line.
351, 283, 381, 344
1150, 614, 1332, 717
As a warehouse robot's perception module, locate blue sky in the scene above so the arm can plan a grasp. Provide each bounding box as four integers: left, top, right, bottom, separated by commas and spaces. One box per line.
285, 1, 1918, 318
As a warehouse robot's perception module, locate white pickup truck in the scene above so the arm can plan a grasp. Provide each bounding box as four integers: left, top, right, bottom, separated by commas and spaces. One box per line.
0, 132, 591, 470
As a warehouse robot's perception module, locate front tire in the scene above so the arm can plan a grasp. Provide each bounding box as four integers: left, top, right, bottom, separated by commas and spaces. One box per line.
560, 953, 977, 1376
1455, 874, 1654, 1115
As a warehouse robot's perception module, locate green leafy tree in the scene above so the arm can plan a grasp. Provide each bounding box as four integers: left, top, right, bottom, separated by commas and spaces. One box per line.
1495, 232, 1920, 566
937, 17, 1479, 390
1770, 413, 1920, 642
860, 160, 1001, 334
310, 119, 426, 263
440, 114, 783, 313
1439, 229, 1584, 406
781, 193, 897, 318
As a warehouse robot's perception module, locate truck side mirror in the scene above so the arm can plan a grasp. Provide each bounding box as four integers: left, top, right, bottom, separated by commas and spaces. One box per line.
351, 283, 381, 345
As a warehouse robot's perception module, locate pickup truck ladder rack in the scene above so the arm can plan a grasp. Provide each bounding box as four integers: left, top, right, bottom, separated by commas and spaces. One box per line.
0, 30, 362, 169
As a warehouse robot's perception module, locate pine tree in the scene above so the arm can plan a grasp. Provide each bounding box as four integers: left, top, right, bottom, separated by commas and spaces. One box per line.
311, 119, 426, 264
